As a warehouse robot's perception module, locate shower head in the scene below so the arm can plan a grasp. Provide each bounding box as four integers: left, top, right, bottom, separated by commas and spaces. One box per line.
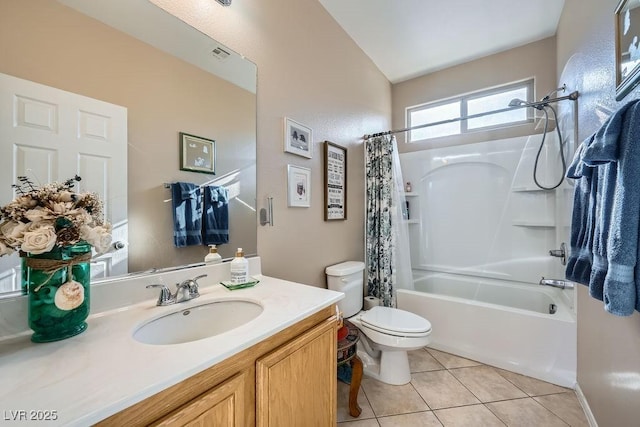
508, 98, 528, 107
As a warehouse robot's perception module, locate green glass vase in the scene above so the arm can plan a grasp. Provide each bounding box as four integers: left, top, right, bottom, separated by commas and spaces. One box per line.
23, 242, 92, 343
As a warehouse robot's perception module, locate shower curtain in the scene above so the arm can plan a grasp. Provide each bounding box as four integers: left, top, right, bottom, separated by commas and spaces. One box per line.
365, 135, 413, 307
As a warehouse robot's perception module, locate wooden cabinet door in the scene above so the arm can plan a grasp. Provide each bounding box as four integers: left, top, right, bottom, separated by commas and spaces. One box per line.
256, 318, 337, 427
153, 371, 248, 427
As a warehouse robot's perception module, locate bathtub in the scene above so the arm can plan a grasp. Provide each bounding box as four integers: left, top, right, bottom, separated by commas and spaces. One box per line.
396, 272, 576, 387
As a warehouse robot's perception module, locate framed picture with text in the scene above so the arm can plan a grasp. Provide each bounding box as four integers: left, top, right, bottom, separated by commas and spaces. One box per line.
323, 141, 347, 220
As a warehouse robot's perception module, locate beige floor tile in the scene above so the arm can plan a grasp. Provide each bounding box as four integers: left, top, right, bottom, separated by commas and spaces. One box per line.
409, 348, 445, 373
450, 366, 527, 402
378, 411, 443, 427
338, 418, 381, 427
361, 377, 430, 417
427, 348, 483, 369
434, 404, 506, 427
411, 370, 480, 410
338, 380, 376, 422
534, 392, 589, 427
496, 368, 569, 396
486, 397, 569, 427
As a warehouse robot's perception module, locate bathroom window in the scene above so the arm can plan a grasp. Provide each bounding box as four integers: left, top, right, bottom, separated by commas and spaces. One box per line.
407, 79, 534, 143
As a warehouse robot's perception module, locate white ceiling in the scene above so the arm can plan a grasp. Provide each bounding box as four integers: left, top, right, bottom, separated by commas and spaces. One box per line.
318, 0, 565, 84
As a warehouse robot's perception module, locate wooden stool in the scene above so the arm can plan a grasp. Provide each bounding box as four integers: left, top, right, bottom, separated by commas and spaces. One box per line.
337, 321, 363, 417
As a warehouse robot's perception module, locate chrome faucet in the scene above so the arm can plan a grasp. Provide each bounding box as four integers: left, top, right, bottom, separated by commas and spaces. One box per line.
176, 274, 207, 302
539, 277, 574, 290
146, 274, 208, 306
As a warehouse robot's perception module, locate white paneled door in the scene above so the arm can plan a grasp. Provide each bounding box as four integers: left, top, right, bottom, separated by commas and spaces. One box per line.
0, 72, 128, 293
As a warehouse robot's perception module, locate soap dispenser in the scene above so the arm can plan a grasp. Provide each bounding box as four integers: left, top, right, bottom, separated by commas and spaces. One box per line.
230, 248, 249, 284
204, 245, 222, 264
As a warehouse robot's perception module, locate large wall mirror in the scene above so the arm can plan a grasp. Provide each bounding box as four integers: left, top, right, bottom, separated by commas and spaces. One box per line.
0, 0, 257, 297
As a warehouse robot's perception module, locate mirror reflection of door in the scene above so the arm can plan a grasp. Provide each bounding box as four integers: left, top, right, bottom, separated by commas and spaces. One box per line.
0, 73, 128, 293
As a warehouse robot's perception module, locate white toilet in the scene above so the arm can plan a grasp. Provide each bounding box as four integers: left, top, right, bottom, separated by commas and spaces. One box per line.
326, 261, 432, 385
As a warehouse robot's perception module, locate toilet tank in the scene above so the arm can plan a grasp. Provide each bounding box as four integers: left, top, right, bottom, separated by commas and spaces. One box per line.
325, 261, 365, 318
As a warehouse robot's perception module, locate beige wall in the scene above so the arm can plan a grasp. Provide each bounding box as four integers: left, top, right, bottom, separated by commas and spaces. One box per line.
150, 0, 391, 287
392, 37, 557, 153
0, 0, 256, 272
557, 1, 640, 425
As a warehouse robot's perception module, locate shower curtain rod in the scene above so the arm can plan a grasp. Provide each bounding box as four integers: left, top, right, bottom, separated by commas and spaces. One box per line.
363, 90, 579, 140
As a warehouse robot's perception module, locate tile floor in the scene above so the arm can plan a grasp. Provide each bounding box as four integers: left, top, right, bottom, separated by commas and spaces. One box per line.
337, 347, 589, 427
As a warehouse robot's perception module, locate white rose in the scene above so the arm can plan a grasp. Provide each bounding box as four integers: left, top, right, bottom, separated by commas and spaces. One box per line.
21, 224, 57, 254
80, 225, 112, 253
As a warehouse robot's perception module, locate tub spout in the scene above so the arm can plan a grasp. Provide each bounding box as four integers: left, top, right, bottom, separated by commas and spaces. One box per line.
539, 277, 574, 290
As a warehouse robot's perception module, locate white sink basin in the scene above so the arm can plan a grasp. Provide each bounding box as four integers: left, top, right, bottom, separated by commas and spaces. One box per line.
133, 300, 263, 345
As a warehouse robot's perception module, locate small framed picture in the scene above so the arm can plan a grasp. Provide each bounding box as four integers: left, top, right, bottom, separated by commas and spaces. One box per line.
180, 132, 215, 174
287, 165, 311, 208
324, 141, 347, 221
615, 0, 640, 100
284, 117, 313, 159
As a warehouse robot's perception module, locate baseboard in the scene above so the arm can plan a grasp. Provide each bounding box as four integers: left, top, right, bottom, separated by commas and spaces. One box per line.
575, 382, 598, 427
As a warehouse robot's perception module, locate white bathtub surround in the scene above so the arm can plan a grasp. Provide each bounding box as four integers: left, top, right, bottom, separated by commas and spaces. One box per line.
397, 272, 576, 387
399, 135, 572, 288
0, 258, 343, 426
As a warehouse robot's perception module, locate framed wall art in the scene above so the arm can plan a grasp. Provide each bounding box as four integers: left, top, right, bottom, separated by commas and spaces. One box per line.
615, 0, 640, 100
287, 164, 311, 208
179, 132, 215, 174
284, 117, 313, 159
323, 141, 347, 221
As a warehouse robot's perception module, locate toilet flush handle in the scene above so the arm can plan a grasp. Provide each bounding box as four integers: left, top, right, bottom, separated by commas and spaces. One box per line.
341, 278, 349, 283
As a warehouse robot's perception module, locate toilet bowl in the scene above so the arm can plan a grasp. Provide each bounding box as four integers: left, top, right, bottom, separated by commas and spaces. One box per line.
326, 261, 432, 386
347, 306, 431, 385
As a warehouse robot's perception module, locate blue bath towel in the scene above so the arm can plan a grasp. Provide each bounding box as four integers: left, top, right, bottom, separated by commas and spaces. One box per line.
567, 99, 640, 315
565, 140, 597, 287
171, 182, 203, 247
203, 185, 229, 245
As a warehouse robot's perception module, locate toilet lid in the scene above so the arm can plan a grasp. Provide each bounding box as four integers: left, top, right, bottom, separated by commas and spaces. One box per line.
360, 306, 431, 336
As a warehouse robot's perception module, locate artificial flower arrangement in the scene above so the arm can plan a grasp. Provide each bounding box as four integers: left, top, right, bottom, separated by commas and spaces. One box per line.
0, 176, 112, 342
0, 175, 112, 257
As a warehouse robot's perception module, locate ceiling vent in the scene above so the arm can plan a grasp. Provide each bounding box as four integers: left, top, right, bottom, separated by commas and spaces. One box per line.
211, 46, 231, 61
216, 0, 231, 6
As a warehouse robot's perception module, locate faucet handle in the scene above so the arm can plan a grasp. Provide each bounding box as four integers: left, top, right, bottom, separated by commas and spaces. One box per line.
146, 284, 175, 306
188, 274, 207, 297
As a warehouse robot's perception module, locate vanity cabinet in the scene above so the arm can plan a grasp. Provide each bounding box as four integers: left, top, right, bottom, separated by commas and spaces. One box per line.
154, 372, 249, 426
97, 305, 337, 427
256, 318, 337, 426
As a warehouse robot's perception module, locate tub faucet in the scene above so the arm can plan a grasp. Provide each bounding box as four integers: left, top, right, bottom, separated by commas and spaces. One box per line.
539, 277, 574, 290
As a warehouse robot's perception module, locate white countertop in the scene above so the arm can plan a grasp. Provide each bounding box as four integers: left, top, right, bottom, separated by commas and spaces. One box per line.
0, 261, 343, 426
